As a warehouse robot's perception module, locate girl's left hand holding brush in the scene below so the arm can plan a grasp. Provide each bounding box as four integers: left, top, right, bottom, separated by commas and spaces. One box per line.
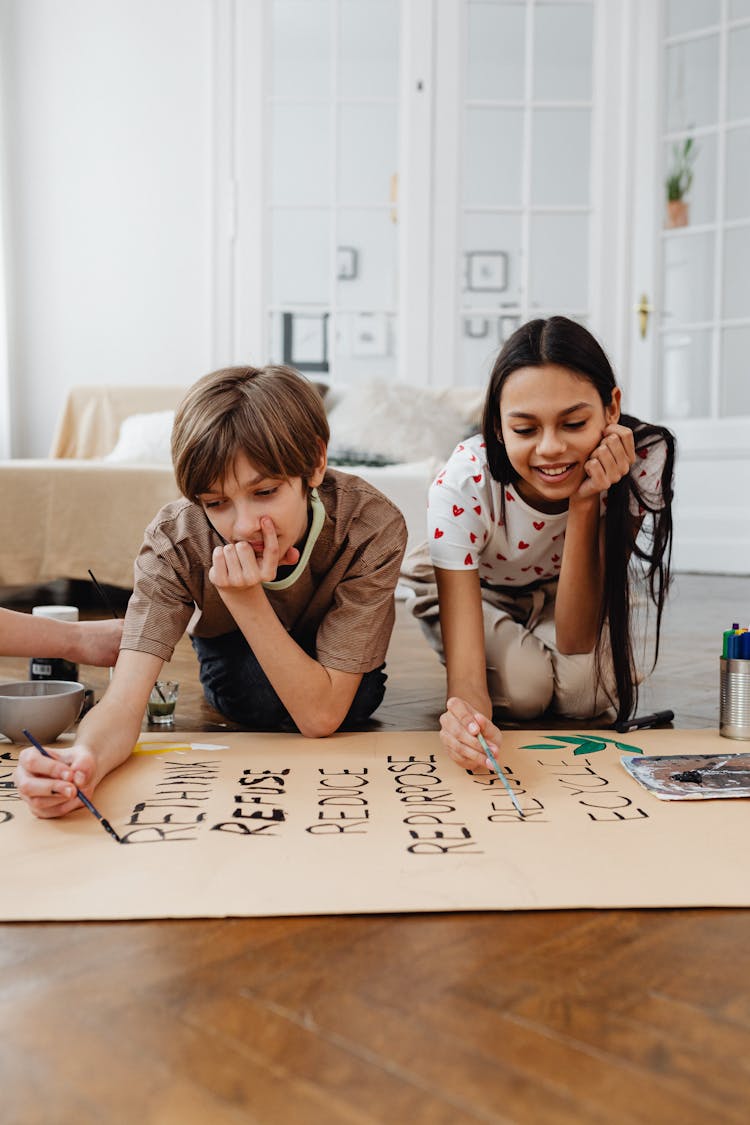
440, 697, 503, 770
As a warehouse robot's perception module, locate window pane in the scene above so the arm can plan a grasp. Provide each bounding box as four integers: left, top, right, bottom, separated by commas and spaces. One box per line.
464, 108, 524, 206
271, 209, 331, 305
460, 322, 501, 389
663, 133, 716, 226
332, 312, 398, 381
532, 109, 590, 205
721, 326, 750, 415
722, 225, 750, 320
339, 0, 399, 99
529, 214, 588, 309
338, 103, 398, 204
665, 35, 719, 132
728, 26, 750, 122
725, 126, 750, 221
462, 212, 522, 307
272, 0, 331, 99
466, 1, 525, 101
272, 104, 331, 206
660, 329, 712, 418
335, 209, 398, 308
666, 0, 720, 36
730, 0, 750, 18
533, 2, 593, 101
662, 232, 714, 324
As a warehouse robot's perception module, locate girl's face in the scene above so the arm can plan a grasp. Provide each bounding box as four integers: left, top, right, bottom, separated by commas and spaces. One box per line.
498, 363, 621, 512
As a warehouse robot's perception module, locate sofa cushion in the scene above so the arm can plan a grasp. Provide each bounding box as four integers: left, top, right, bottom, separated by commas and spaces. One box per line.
327, 378, 484, 465
103, 410, 175, 464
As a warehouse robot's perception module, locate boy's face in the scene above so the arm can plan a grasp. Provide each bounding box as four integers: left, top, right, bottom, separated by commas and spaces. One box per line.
198, 451, 326, 572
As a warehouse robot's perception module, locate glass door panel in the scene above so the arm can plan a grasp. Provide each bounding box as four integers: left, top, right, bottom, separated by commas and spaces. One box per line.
463, 109, 524, 207
657, 3, 750, 420
460, 0, 594, 387
266, 0, 400, 381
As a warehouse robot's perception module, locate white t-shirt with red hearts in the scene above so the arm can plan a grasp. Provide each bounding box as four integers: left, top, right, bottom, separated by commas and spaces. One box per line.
428, 433, 665, 586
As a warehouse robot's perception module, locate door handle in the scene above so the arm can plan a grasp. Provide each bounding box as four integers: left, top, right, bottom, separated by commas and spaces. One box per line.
635, 293, 654, 339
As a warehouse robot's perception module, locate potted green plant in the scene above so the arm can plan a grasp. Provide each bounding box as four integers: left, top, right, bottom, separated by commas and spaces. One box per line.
665, 137, 697, 228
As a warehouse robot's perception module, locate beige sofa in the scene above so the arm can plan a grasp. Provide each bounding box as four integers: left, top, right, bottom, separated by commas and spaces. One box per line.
0, 381, 483, 590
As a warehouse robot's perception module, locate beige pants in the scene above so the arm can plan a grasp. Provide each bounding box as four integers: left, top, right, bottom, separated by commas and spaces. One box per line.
402, 544, 617, 721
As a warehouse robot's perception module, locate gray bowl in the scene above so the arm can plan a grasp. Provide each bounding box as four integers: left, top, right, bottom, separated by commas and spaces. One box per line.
0, 680, 85, 744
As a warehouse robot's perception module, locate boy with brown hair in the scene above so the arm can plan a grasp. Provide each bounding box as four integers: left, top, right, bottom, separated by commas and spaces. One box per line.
15, 365, 407, 819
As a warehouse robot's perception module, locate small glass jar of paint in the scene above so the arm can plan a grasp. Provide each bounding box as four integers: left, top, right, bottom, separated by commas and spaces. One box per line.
147, 681, 179, 725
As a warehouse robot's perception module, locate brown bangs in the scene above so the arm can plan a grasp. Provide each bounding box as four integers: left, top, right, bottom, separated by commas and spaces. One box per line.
172, 365, 329, 501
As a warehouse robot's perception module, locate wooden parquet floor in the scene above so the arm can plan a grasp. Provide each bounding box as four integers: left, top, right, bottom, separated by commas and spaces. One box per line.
1, 573, 750, 1124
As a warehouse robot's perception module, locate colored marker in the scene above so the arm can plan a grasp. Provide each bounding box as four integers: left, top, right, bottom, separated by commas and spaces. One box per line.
476, 731, 525, 817
22, 728, 122, 843
614, 709, 675, 734
722, 624, 740, 658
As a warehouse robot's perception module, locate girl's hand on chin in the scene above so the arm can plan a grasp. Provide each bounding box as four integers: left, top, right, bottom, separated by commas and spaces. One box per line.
575, 422, 636, 501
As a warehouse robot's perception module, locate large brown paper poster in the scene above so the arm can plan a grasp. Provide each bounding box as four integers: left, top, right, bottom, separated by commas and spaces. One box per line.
1, 729, 747, 920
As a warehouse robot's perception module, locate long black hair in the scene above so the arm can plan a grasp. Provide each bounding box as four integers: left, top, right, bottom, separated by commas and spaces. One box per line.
481, 316, 675, 723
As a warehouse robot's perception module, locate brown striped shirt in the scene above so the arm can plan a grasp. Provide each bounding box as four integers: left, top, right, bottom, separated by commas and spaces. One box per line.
121, 469, 407, 674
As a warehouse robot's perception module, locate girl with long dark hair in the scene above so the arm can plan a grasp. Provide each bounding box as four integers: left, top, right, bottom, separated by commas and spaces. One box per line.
403, 316, 675, 769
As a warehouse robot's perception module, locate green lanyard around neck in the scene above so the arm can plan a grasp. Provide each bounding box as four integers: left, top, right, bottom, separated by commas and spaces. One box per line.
262, 487, 325, 591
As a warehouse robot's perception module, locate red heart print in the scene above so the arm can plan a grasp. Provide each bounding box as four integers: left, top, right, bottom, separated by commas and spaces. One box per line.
434, 528, 444, 539
638, 448, 648, 459
518, 540, 529, 549
551, 554, 559, 562
504, 576, 515, 581
521, 566, 531, 571
474, 505, 481, 515
534, 566, 544, 575
464, 553, 473, 566
470, 532, 477, 543
473, 473, 482, 483
435, 477, 444, 485
505, 490, 514, 501
469, 454, 476, 462
480, 442, 486, 447
496, 553, 506, 561
533, 521, 545, 530
452, 505, 464, 517
457, 444, 464, 451
639, 469, 647, 478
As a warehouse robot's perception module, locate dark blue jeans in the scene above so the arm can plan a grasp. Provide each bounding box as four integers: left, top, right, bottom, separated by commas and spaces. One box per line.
191, 631, 387, 731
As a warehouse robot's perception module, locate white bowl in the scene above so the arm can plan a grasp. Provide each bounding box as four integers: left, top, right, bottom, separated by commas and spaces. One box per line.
0, 680, 85, 744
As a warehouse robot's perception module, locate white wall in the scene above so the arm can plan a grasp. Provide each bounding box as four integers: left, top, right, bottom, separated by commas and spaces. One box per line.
0, 0, 215, 457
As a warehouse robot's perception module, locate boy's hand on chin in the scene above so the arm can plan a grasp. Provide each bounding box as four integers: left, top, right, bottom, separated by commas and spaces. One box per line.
209, 519, 300, 591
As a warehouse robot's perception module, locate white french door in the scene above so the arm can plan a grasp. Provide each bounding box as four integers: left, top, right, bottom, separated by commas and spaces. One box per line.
629, 0, 750, 573
225, 0, 626, 391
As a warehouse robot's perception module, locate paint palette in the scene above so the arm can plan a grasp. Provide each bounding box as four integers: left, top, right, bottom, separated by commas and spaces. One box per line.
621, 753, 750, 800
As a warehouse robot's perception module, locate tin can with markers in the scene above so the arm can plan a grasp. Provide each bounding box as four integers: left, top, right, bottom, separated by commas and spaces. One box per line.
29, 605, 80, 683
720, 657, 750, 740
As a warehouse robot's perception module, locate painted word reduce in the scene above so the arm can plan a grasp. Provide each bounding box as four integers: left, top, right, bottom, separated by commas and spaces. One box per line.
539, 758, 649, 822
306, 768, 370, 834
120, 759, 221, 844
211, 767, 290, 836
387, 754, 482, 855
0, 749, 20, 827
